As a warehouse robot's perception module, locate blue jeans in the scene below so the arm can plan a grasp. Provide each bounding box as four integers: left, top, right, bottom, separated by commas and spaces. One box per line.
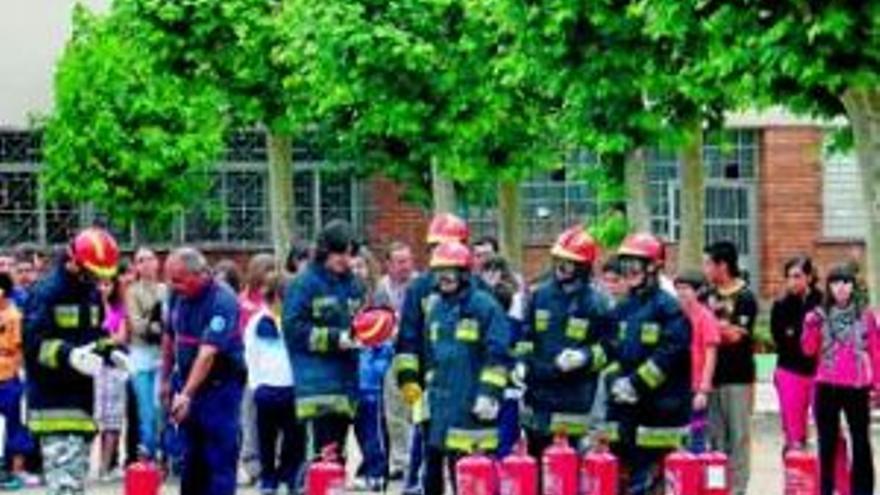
497, 398, 520, 458
354, 396, 389, 479
131, 370, 159, 457
254, 386, 305, 492
0, 378, 33, 457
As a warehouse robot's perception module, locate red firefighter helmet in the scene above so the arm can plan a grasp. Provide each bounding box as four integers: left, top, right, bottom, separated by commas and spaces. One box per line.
426, 213, 469, 245
617, 232, 665, 266
551, 225, 599, 265
352, 306, 396, 347
429, 241, 472, 269
71, 227, 120, 279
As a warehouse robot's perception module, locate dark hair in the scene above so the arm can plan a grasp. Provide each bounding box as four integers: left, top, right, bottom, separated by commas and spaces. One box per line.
0, 272, 12, 297
14, 243, 43, 264
483, 255, 519, 311
783, 254, 818, 289
602, 256, 623, 275
214, 259, 243, 293
822, 263, 861, 313
474, 236, 499, 253
674, 270, 706, 291
106, 275, 125, 307
286, 240, 311, 273
315, 220, 356, 263
386, 241, 412, 261
704, 241, 740, 277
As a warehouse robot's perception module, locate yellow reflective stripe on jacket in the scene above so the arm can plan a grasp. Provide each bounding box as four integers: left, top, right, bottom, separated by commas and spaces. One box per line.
549, 413, 590, 436
38, 340, 63, 369
535, 310, 550, 332
590, 344, 608, 372
296, 395, 354, 419
29, 409, 96, 434
479, 366, 508, 389
309, 326, 330, 352
445, 428, 499, 453
455, 319, 479, 342
640, 323, 660, 345
395, 353, 420, 373
53, 305, 79, 329
636, 426, 688, 448
604, 361, 621, 376
513, 341, 534, 357
565, 318, 589, 341
636, 359, 666, 389
601, 421, 620, 443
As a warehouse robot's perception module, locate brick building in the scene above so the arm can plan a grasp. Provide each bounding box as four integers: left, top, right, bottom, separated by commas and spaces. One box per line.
0, 1, 867, 301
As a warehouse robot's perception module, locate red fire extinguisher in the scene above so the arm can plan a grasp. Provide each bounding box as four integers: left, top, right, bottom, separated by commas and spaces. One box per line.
499, 440, 537, 495
664, 450, 702, 495
124, 459, 162, 495
784, 448, 819, 495
456, 452, 498, 495
306, 444, 346, 495
543, 435, 579, 495
699, 451, 730, 495
581, 446, 618, 495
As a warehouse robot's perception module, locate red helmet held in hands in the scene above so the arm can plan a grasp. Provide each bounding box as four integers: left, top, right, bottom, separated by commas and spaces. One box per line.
71, 227, 120, 279
426, 213, 469, 245
352, 306, 396, 347
429, 241, 472, 269
618, 232, 665, 265
551, 225, 599, 265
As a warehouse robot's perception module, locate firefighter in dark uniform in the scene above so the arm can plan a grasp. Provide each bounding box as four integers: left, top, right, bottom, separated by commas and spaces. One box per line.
518, 225, 615, 456
605, 233, 692, 495
397, 240, 510, 495
24, 227, 123, 495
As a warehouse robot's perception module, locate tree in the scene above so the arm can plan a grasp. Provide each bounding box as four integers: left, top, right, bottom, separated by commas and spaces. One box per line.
42, 6, 227, 235
641, 1, 880, 301
278, 0, 561, 269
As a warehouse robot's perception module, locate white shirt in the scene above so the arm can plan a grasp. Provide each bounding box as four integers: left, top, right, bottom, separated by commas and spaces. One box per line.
243, 308, 294, 390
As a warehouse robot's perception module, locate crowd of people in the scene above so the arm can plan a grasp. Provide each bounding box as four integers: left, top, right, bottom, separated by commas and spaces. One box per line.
0, 212, 876, 495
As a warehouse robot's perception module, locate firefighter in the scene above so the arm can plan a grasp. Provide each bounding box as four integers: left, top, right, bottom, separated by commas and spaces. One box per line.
518, 225, 615, 456
397, 240, 510, 495
23, 227, 125, 495
282, 220, 365, 458
605, 233, 692, 495
395, 213, 469, 493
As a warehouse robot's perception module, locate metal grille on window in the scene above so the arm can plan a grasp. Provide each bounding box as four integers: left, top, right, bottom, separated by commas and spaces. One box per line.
0, 170, 39, 246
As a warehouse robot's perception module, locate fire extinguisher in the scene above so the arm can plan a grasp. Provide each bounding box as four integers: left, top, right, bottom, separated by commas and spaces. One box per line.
664, 450, 702, 495
499, 440, 537, 495
784, 448, 819, 495
306, 444, 346, 495
581, 446, 618, 495
456, 452, 498, 495
699, 451, 730, 495
124, 458, 162, 495
543, 435, 579, 495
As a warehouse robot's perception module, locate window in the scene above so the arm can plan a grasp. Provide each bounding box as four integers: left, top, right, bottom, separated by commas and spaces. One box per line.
0, 130, 367, 249
823, 140, 866, 239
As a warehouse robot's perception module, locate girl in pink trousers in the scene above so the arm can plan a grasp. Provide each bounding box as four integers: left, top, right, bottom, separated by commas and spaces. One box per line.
802, 264, 879, 495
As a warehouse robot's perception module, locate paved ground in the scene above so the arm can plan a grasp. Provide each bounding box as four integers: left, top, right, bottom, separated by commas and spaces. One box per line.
15, 384, 880, 494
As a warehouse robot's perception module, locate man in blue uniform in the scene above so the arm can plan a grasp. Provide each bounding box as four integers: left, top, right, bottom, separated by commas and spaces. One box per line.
162, 247, 244, 495
605, 233, 691, 495
283, 220, 364, 459
397, 240, 510, 495
519, 225, 615, 456
24, 227, 122, 495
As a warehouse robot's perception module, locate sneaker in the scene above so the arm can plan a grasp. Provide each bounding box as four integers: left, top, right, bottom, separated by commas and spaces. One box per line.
350, 476, 370, 491
14, 472, 40, 488
238, 466, 258, 486
0, 472, 22, 491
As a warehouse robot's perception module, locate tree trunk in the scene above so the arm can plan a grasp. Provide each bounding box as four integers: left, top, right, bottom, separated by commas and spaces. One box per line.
498, 180, 523, 271
678, 120, 705, 271
267, 132, 294, 266
431, 159, 457, 214
841, 88, 880, 305
625, 148, 651, 231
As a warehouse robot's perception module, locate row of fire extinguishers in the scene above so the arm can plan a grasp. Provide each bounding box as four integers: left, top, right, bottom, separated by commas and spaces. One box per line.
120, 438, 822, 495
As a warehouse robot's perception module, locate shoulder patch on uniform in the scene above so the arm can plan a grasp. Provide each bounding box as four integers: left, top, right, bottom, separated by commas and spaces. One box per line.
209, 315, 227, 333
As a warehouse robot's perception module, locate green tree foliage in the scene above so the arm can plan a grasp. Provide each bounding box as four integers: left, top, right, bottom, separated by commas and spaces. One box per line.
42, 6, 226, 233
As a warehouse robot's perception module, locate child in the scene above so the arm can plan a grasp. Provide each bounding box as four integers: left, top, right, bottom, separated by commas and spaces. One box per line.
0, 272, 34, 489
802, 264, 879, 495
674, 270, 720, 453
94, 275, 130, 481
244, 273, 304, 495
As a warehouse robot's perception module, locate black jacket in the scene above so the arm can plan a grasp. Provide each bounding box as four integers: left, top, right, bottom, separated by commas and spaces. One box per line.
771, 289, 822, 376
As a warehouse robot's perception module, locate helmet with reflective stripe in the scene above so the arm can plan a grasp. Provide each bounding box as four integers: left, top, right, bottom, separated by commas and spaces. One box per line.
352, 306, 396, 347
618, 232, 665, 265
72, 227, 120, 279
551, 225, 599, 265
426, 213, 469, 245
429, 241, 472, 269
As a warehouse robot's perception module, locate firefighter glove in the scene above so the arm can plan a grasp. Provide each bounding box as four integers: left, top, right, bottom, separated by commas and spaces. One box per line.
511, 362, 527, 390
472, 395, 499, 422
69, 344, 103, 377
610, 377, 638, 404
401, 383, 423, 407
555, 348, 588, 372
